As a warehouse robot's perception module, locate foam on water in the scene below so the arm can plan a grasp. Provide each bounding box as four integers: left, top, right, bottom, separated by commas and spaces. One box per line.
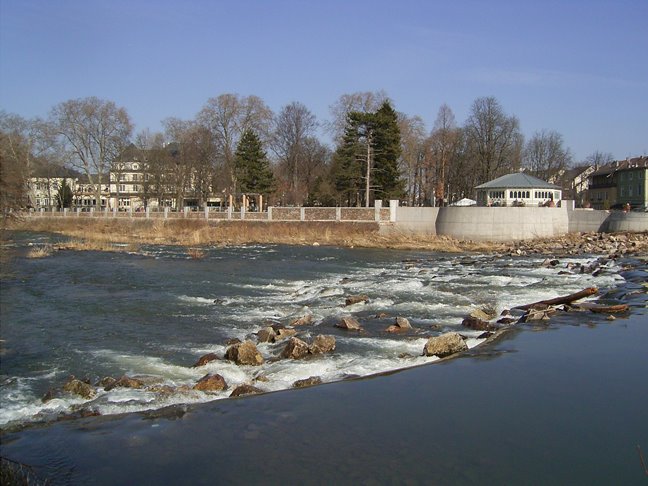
0, 243, 626, 428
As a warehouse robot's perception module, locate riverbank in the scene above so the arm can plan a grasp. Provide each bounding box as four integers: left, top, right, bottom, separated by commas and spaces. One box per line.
1, 255, 646, 484
6, 218, 648, 255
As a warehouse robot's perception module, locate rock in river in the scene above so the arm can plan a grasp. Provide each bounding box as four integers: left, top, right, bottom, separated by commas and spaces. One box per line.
225, 340, 264, 366
281, 337, 310, 360
309, 335, 336, 354
293, 376, 322, 388
423, 332, 468, 358
63, 378, 96, 399
192, 352, 220, 367
193, 373, 227, 392
336, 316, 362, 331
230, 384, 264, 397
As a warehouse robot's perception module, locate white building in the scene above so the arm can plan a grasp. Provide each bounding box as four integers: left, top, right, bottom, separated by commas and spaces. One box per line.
475, 173, 562, 207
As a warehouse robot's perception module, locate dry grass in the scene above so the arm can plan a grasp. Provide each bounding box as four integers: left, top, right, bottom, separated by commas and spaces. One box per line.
8, 218, 507, 253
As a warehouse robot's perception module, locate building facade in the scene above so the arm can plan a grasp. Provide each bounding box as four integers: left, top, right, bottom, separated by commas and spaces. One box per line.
588, 156, 647, 209
475, 173, 562, 207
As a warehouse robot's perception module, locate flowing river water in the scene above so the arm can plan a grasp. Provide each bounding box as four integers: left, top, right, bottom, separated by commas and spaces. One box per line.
0, 232, 628, 431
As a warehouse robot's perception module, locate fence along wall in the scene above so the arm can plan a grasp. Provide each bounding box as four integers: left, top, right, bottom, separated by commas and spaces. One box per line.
26, 204, 648, 241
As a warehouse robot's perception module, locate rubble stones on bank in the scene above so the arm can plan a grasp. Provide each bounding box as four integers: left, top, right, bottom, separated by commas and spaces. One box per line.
506, 232, 648, 257
309, 335, 336, 354
423, 332, 468, 358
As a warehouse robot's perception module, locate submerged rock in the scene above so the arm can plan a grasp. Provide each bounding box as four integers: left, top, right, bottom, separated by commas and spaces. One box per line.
423, 332, 468, 358
63, 378, 96, 399
193, 373, 227, 392
275, 328, 297, 341
345, 294, 369, 306
230, 384, 264, 397
225, 340, 264, 366
336, 316, 362, 331
387, 316, 413, 332
293, 376, 322, 388
290, 314, 313, 326
309, 335, 336, 354
105, 375, 146, 391
462, 316, 497, 331
281, 337, 310, 360
192, 353, 220, 367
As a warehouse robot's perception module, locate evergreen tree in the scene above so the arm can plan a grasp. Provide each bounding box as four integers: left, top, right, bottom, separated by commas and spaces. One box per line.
234, 129, 275, 195
330, 114, 364, 206
328, 103, 404, 206
372, 101, 404, 201
56, 178, 73, 209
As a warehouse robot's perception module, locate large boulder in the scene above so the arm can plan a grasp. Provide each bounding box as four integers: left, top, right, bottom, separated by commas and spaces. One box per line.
423, 332, 468, 358
63, 378, 96, 399
192, 353, 220, 367
281, 337, 310, 360
193, 373, 227, 392
229, 384, 264, 397
336, 316, 362, 331
290, 314, 313, 326
293, 376, 322, 388
224, 340, 264, 366
309, 335, 336, 354
345, 295, 369, 306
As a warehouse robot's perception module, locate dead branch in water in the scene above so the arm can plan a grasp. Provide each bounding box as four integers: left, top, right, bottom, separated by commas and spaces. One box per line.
575, 302, 630, 314
514, 287, 598, 311
638, 445, 648, 476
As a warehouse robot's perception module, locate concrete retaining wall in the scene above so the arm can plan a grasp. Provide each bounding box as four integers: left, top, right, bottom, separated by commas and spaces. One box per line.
567, 209, 610, 233
384, 205, 647, 241
434, 206, 569, 241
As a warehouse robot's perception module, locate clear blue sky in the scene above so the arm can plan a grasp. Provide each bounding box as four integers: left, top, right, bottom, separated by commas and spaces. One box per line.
1, 0, 646, 161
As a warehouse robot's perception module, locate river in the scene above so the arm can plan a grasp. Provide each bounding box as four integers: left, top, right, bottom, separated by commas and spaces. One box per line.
1, 233, 646, 483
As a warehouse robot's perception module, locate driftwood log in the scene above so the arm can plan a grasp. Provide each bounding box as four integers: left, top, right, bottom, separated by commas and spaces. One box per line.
514, 287, 598, 311
575, 302, 630, 313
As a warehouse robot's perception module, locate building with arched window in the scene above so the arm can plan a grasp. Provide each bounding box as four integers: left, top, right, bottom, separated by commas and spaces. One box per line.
475, 173, 562, 207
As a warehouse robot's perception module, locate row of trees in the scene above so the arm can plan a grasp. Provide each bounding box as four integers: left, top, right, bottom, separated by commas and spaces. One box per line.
1, 92, 613, 218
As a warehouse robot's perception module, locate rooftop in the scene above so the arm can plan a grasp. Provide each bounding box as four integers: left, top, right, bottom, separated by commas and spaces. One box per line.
475, 173, 560, 190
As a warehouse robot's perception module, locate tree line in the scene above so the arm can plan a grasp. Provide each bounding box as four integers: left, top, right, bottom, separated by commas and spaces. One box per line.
1, 91, 614, 218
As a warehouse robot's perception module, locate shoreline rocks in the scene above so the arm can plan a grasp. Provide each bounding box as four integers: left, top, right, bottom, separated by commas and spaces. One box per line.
224, 340, 264, 366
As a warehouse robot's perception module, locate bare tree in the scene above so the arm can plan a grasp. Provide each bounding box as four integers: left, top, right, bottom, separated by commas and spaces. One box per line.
272, 102, 318, 205
429, 104, 461, 206
398, 113, 427, 206
585, 150, 614, 170
464, 97, 523, 184
49, 97, 132, 209
327, 90, 389, 144
196, 94, 273, 196
523, 129, 572, 181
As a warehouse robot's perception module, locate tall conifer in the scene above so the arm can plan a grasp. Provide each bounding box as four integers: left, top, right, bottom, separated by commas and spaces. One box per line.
234, 129, 275, 195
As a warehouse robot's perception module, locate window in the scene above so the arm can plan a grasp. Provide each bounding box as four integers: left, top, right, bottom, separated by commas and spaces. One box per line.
119, 184, 126, 192
509, 191, 514, 198
621, 187, 626, 197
